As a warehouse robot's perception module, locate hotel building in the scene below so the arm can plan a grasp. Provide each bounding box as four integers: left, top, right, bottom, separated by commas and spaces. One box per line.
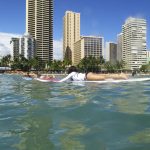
105, 42, 117, 64
63, 11, 80, 64
20, 33, 35, 59
122, 17, 147, 70
117, 33, 123, 61
146, 51, 150, 63
10, 38, 20, 60
74, 36, 104, 65
26, 0, 53, 62
10, 33, 35, 60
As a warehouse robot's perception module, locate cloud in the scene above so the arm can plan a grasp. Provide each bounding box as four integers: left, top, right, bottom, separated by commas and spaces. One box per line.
0, 32, 63, 60
0, 32, 21, 57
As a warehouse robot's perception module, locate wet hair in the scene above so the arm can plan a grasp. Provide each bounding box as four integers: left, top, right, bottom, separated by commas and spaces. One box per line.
68, 66, 78, 74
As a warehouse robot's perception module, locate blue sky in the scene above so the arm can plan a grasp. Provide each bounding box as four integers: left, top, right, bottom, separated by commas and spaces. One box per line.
0, 0, 150, 49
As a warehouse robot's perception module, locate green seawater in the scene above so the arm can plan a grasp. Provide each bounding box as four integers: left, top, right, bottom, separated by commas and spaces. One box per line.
1, 74, 150, 150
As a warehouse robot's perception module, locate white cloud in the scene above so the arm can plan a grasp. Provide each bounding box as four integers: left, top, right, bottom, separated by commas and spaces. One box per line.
0, 32, 63, 60
0, 32, 21, 57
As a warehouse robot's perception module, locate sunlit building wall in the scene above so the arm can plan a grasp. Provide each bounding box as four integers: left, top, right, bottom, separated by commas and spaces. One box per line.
146, 50, 150, 63
122, 17, 147, 70
26, 0, 53, 62
74, 36, 104, 65
63, 11, 80, 64
20, 33, 35, 59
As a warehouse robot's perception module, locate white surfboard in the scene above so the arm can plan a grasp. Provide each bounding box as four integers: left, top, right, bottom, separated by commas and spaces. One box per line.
34, 77, 150, 83
72, 78, 150, 83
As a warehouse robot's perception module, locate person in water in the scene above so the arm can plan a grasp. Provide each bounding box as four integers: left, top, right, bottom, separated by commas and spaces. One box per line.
59, 66, 128, 82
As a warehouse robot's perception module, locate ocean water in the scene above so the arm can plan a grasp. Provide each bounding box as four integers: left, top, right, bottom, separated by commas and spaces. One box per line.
1, 74, 150, 150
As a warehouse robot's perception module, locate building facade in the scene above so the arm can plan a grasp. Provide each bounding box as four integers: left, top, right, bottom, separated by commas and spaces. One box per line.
26, 0, 53, 62
117, 33, 123, 61
20, 33, 35, 59
74, 36, 104, 65
63, 11, 80, 64
146, 50, 150, 63
10, 38, 20, 60
105, 42, 117, 64
10, 33, 35, 60
122, 17, 147, 70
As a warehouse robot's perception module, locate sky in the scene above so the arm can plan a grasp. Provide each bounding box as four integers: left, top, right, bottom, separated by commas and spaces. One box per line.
0, 0, 150, 58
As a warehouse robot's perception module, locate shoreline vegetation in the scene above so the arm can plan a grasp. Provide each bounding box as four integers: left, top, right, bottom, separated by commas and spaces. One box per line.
2, 70, 150, 79
1, 55, 150, 78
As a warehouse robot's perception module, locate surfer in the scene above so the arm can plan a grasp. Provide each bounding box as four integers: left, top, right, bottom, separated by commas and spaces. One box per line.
59, 66, 128, 82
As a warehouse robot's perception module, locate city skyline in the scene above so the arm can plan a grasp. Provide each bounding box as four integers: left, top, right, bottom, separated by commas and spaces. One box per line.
0, 0, 150, 59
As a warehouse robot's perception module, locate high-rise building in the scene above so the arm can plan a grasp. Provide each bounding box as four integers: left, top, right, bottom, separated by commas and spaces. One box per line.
105, 42, 110, 61
20, 33, 35, 59
63, 11, 80, 64
10, 33, 35, 60
105, 42, 117, 64
117, 33, 123, 61
26, 0, 53, 62
10, 38, 20, 60
74, 36, 104, 65
122, 17, 147, 70
146, 50, 150, 63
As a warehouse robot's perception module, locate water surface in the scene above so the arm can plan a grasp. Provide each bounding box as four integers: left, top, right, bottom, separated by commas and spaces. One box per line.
1, 74, 150, 150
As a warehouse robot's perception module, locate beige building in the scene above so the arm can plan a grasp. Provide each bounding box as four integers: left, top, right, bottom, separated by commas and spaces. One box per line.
74, 36, 104, 65
26, 0, 53, 62
63, 11, 80, 64
122, 17, 147, 70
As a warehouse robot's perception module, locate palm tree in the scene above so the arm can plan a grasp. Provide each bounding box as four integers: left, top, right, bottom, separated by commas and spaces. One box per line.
114, 60, 125, 72
104, 61, 115, 73
1, 54, 12, 67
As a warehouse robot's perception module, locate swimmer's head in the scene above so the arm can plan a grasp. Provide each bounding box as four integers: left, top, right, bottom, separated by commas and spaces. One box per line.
68, 66, 78, 74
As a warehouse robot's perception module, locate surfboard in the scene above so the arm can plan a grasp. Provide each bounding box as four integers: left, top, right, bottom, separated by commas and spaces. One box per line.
72, 78, 150, 83
34, 77, 150, 83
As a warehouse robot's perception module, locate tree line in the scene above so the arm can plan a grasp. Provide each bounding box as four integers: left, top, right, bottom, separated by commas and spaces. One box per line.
1, 54, 149, 73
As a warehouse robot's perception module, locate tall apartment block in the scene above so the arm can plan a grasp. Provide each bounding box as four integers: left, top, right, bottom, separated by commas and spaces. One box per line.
117, 33, 123, 61
10, 33, 35, 60
146, 51, 150, 63
20, 33, 35, 59
10, 38, 20, 60
122, 17, 147, 70
63, 11, 80, 64
74, 36, 104, 65
26, 0, 53, 62
105, 42, 117, 64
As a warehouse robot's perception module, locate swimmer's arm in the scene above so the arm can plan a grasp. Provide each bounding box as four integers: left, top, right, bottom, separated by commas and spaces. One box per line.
59, 72, 75, 82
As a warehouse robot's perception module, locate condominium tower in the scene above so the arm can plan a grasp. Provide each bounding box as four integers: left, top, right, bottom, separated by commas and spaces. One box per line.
63, 11, 80, 64
26, 0, 53, 62
10, 33, 35, 60
105, 42, 117, 64
122, 17, 147, 70
10, 38, 20, 60
117, 33, 123, 61
74, 36, 104, 65
20, 33, 35, 59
